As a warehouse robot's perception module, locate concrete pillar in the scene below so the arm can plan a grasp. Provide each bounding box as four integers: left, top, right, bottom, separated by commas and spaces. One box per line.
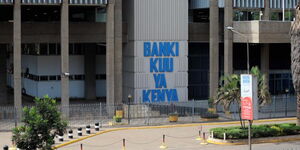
84, 44, 96, 100
224, 0, 233, 77
13, 0, 22, 115
263, 0, 270, 20
106, 0, 115, 106
114, 0, 122, 104
209, 0, 219, 98
61, 0, 69, 117
261, 44, 269, 81
0, 45, 7, 104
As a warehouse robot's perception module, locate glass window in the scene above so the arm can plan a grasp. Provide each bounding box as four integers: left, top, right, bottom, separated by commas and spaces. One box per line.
40, 76, 49, 81
49, 76, 57, 81
49, 43, 57, 55
39, 43, 48, 55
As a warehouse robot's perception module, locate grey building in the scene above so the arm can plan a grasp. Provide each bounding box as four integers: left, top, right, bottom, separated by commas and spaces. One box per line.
0, 0, 295, 110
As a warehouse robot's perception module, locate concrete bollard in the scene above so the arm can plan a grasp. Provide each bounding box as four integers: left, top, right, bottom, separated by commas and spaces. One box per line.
95, 123, 100, 131
68, 130, 73, 139
77, 127, 83, 136
58, 133, 64, 142
223, 133, 226, 141
3, 145, 8, 150
86, 125, 91, 134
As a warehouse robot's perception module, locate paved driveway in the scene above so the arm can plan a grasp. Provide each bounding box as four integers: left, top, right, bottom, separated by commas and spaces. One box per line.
57, 120, 300, 150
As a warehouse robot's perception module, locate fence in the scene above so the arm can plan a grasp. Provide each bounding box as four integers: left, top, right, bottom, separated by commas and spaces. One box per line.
0, 95, 297, 131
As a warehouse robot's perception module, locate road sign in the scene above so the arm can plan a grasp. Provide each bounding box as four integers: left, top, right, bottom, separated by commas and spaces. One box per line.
240, 74, 258, 120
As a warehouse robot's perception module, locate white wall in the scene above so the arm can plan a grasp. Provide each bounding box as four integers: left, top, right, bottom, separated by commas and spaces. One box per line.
18, 54, 107, 98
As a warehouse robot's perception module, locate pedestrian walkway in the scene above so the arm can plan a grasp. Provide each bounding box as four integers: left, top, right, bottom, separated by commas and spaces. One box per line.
55, 118, 299, 150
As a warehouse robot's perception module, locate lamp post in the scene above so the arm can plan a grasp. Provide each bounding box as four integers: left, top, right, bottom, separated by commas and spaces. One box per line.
226, 26, 251, 150
225, 26, 250, 74
285, 88, 289, 117
127, 94, 132, 125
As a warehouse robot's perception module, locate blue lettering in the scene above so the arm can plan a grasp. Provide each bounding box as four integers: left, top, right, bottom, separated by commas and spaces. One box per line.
171, 89, 179, 102
159, 42, 168, 56
151, 90, 159, 102
153, 74, 167, 88
142, 90, 151, 103
157, 90, 166, 102
164, 58, 173, 72
165, 89, 173, 102
175, 42, 179, 56
144, 42, 151, 56
151, 42, 159, 56
150, 58, 158, 73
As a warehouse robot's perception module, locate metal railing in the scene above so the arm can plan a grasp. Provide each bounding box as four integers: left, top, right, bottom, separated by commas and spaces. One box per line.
0, 96, 297, 131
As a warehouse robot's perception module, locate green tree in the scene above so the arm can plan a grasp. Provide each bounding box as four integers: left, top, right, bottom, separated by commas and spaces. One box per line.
12, 95, 67, 150
214, 67, 271, 127
290, 2, 300, 125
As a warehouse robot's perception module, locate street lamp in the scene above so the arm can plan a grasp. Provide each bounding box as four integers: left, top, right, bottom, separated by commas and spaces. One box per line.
284, 88, 289, 117
127, 94, 132, 124
225, 26, 250, 74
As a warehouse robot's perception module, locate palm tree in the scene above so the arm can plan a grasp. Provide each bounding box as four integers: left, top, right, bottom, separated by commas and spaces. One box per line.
290, 2, 300, 125
214, 66, 271, 127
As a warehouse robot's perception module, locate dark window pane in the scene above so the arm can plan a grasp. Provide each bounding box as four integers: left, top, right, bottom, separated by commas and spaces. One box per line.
49, 43, 57, 55
40, 76, 48, 81
49, 76, 57, 80
40, 43, 48, 55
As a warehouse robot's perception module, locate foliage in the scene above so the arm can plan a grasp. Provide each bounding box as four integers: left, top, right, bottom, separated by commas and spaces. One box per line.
12, 95, 67, 150
213, 67, 271, 127
113, 116, 122, 123
200, 112, 219, 119
210, 123, 300, 140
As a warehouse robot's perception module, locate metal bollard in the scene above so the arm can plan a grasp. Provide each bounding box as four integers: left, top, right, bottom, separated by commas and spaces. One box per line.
58, 133, 64, 142
95, 123, 100, 131
86, 125, 91, 134
78, 127, 83, 136
3, 145, 8, 150
68, 130, 73, 139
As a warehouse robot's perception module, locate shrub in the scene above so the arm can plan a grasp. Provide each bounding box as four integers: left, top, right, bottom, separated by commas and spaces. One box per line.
12, 96, 67, 150
113, 116, 122, 123
200, 112, 219, 119
210, 123, 300, 140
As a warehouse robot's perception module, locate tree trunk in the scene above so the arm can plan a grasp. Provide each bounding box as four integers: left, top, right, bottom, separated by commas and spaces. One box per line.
290, 3, 300, 125
297, 94, 300, 125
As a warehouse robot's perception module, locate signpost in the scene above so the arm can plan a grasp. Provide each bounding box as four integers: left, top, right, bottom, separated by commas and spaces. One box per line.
240, 74, 258, 150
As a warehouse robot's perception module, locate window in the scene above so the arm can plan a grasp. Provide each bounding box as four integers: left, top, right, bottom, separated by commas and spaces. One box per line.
40, 76, 49, 81
74, 75, 84, 80
96, 44, 106, 55
49, 44, 57, 55
39, 43, 48, 55
96, 74, 106, 80
49, 76, 57, 81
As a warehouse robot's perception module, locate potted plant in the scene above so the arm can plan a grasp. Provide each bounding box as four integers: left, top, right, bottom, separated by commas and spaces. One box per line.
168, 112, 179, 122
113, 116, 122, 123
200, 108, 219, 121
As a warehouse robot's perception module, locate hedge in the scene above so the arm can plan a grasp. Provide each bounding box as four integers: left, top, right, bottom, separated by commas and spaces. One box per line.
210, 123, 300, 139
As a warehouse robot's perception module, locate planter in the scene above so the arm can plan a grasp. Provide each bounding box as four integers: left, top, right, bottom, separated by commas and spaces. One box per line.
113, 116, 122, 123
207, 135, 300, 145
208, 108, 216, 114
168, 114, 178, 122
200, 113, 219, 121
115, 110, 123, 118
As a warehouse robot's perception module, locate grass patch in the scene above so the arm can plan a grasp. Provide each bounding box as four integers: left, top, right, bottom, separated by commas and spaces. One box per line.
210, 123, 300, 139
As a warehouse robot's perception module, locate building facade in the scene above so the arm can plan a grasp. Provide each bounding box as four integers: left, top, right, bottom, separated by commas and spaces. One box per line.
0, 0, 296, 109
